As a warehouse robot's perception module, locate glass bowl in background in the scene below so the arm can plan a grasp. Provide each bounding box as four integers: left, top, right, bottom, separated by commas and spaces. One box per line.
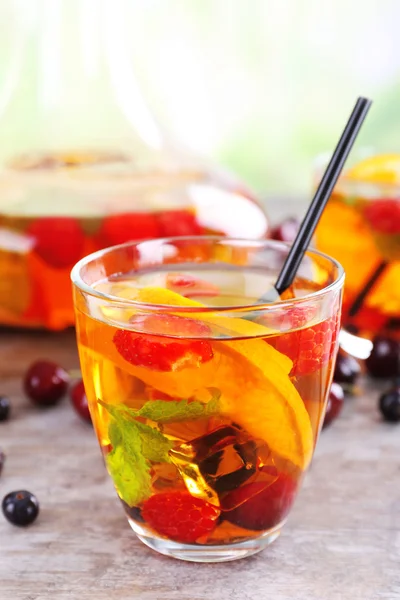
0, 1, 268, 331
0, 156, 267, 330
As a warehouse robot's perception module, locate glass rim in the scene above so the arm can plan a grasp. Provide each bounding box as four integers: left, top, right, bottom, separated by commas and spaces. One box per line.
70, 236, 345, 313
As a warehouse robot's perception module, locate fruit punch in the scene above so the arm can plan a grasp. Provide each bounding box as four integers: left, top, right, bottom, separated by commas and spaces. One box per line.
72, 238, 344, 561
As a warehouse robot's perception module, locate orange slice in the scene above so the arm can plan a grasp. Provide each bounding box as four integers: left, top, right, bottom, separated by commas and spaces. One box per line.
347, 153, 400, 185
98, 286, 314, 470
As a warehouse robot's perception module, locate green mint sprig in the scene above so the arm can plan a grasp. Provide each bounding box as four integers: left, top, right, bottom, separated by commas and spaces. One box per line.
98, 388, 220, 507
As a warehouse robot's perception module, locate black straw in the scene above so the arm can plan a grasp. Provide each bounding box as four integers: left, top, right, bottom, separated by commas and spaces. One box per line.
274, 96, 372, 297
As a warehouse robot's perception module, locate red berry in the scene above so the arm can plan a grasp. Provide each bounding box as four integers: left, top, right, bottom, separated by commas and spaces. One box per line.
363, 199, 400, 234
99, 212, 161, 246
322, 382, 344, 429
270, 315, 340, 376
27, 217, 85, 268
142, 491, 220, 543
270, 217, 300, 242
70, 380, 92, 423
223, 473, 297, 531
166, 273, 219, 298
113, 315, 213, 371
157, 209, 202, 236
24, 360, 69, 406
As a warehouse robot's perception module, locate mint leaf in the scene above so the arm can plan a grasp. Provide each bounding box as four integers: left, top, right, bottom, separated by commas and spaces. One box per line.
134, 420, 173, 463
98, 389, 220, 507
106, 417, 152, 506
136, 389, 221, 423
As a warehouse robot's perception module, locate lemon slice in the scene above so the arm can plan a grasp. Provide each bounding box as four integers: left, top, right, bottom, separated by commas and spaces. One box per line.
347, 153, 400, 185
122, 287, 314, 470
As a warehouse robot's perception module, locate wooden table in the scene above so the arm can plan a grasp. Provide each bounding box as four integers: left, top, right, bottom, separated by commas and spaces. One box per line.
1, 328, 399, 600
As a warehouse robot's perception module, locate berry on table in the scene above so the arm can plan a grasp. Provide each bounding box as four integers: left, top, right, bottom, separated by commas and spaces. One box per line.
379, 387, 400, 423
0, 396, 10, 421
2, 490, 39, 527
142, 491, 220, 543
365, 336, 400, 379
323, 383, 345, 429
333, 352, 361, 385
24, 360, 69, 406
70, 380, 92, 423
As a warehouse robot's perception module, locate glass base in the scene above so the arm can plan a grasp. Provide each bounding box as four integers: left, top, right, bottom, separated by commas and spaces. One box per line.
132, 524, 281, 563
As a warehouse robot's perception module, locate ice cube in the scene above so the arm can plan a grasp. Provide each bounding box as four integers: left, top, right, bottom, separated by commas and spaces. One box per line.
169, 425, 275, 507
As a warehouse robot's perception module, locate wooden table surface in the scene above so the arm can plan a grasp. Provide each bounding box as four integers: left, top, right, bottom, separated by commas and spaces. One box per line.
0, 329, 399, 600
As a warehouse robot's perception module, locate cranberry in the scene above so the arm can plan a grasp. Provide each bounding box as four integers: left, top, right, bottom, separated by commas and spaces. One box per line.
323, 383, 344, 429
365, 336, 400, 379
333, 352, 361, 385
270, 217, 299, 242
70, 380, 92, 423
0, 396, 10, 421
379, 387, 400, 423
24, 360, 69, 406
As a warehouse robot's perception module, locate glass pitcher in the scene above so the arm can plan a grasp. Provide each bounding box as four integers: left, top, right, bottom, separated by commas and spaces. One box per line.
0, 0, 268, 330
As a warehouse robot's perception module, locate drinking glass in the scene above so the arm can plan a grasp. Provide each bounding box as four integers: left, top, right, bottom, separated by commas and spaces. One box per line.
71, 237, 344, 562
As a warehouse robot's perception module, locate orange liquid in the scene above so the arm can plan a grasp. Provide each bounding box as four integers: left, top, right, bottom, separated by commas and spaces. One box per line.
75, 271, 340, 545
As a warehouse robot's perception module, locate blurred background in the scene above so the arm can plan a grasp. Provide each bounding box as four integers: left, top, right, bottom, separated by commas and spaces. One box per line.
1, 0, 400, 203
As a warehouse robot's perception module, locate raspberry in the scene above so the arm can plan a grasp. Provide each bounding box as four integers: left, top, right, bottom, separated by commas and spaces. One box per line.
222, 473, 297, 531
270, 315, 339, 377
142, 491, 220, 543
27, 217, 85, 268
258, 306, 316, 332
166, 274, 201, 288
363, 199, 400, 234
166, 273, 219, 298
113, 314, 214, 371
99, 212, 161, 246
157, 209, 202, 236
